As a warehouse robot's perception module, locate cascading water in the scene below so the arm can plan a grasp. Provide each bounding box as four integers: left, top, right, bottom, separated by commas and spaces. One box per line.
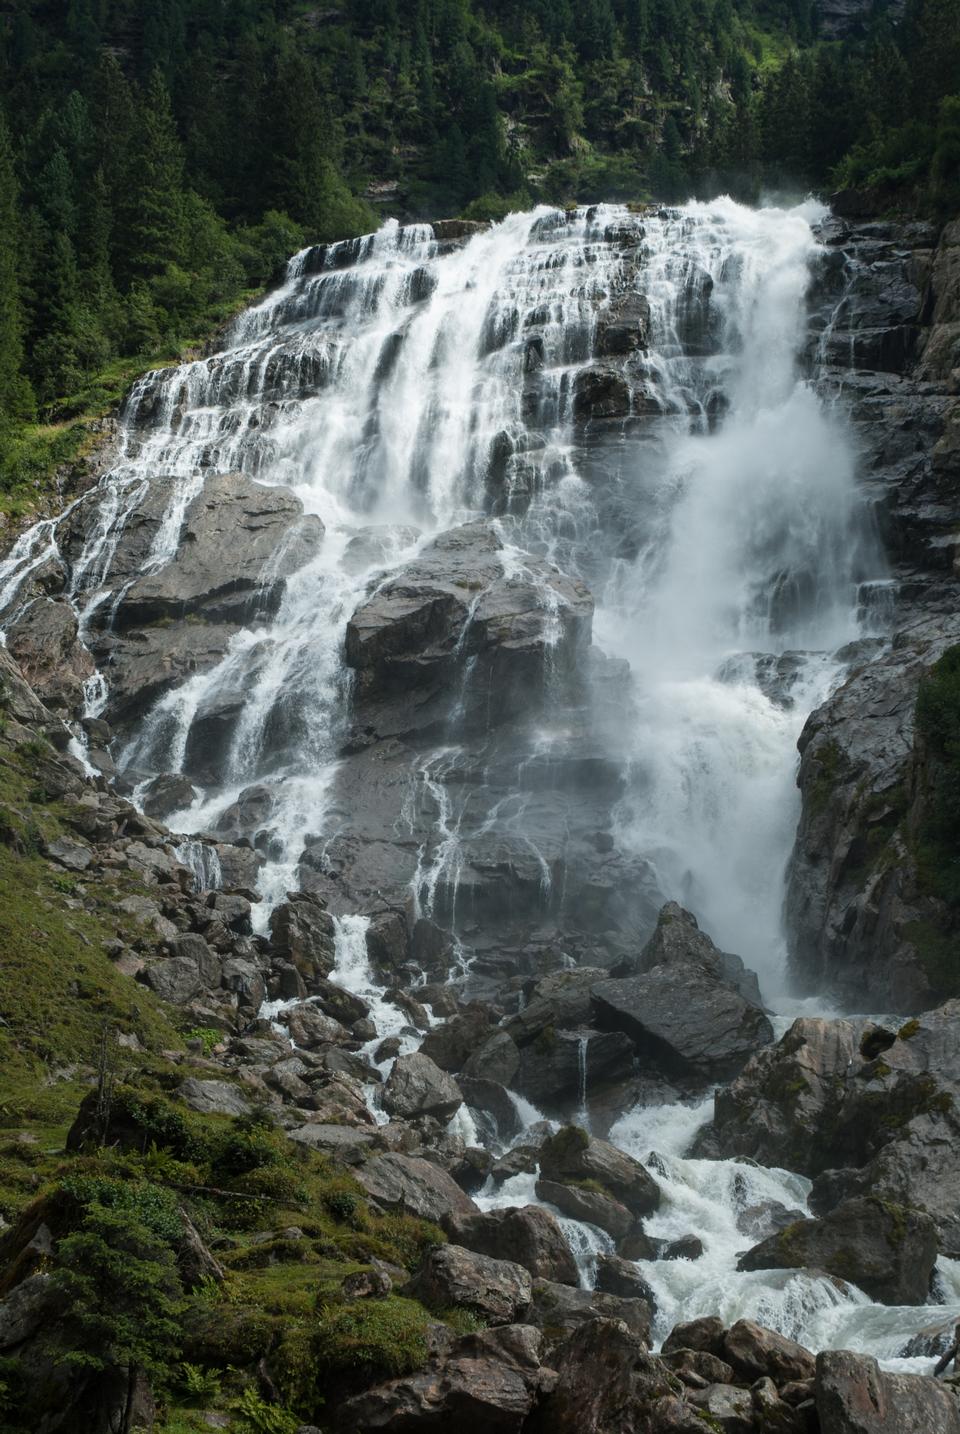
1, 198, 951, 1366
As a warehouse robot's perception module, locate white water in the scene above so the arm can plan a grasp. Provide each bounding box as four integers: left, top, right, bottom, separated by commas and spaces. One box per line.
1, 198, 948, 1366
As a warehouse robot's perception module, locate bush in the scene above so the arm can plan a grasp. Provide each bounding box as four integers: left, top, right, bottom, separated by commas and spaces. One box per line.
312, 1295, 431, 1380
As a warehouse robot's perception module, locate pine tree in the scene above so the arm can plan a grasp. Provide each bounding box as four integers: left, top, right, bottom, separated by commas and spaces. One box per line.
0, 112, 33, 428
123, 70, 187, 278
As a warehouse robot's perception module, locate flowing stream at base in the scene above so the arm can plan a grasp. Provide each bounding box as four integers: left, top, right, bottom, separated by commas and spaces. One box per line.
2, 198, 956, 1366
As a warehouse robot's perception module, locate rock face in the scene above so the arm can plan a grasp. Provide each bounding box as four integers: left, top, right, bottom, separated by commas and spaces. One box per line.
68, 469, 324, 737
787, 217, 960, 1012
738, 1196, 938, 1305
344, 521, 592, 716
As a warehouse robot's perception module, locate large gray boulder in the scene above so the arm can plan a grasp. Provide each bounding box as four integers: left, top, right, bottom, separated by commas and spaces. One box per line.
445, 1205, 579, 1286
355, 1154, 478, 1225
592, 960, 773, 1083
527, 1280, 652, 1349
815, 1349, 960, 1433
381, 1052, 463, 1122
337, 1323, 547, 1433
538, 1126, 661, 1218
407, 1244, 532, 1326
633, 903, 763, 1004
738, 1196, 938, 1305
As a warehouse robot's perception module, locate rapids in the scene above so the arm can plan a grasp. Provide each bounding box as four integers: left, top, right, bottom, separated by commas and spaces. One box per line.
1, 197, 953, 1368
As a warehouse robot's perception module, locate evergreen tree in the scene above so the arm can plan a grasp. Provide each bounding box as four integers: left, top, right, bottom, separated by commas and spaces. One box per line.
123, 70, 187, 279
0, 112, 33, 427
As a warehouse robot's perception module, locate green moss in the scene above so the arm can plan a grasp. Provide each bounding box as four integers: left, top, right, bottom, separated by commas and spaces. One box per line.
898, 1018, 921, 1040
313, 1295, 432, 1379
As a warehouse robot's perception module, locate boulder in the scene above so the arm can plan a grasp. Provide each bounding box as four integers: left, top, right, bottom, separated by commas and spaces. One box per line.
722, 1320, 815, 1386
528, 1281, 652, 1348
594, 1254, 658, 1306
141, 773, 197, 819
282, 1003, 352, 1050
534, 1179, 633, 1241
419, 1008, 493, 1073
514, 1028, 635, 1108
381, 1053, 463, 1122
688, 1383, 755, 1431
458, 1076, 523, 1142
355, 1154, 478, 1225
286, 1125, 381, 1164
592, 963, 774, 1083
445, 1205, 579, 1286
634, 903, 763, 1004
538, 1126, 661, 1217
705, 1016, 866, 1170
177, 1078, 252, 1118
526, 1317, 676, 1433
738, 1197, 938, 1305
0, 1273, 53, 1349
815, 1348, 960, 1433
337, 1323, 546, 1433
143, 955, 202, 1005
461, 1030, 521, 1086
407, 1244, 532, 1325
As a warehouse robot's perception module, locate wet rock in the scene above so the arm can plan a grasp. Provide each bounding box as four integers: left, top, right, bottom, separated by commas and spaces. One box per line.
528, 1280, 652, 1348
269, 894, 336, 977
572, 367, 632, 422
459, 1032, 519, 1084
458, 1076, 523, 1142
112, 471, 324, 630
592, 958, 773, 1083
337, 1323, 545, 1433
344, 521, 592, 724
141, 773, 197, 819
538, 1126, 661, 1217
596, 291, 650, 357
595, 1254, 658, 1306
706, 1015, 864, 1170
815, 1348, 960, 1433
355, 1153, 478, 1224
514, 1028, 635, 1108
632, 903, 763, 1005
407, 1244, 532, 1325
722, 1320, 815, 1385
381, 1052, 463, 1122
662, 1234, 703, 1261
738, 1197, 938, 1305
445, 1205, 579, 1286
535, 1178, 633, 1241
419, 1008, 493, 1072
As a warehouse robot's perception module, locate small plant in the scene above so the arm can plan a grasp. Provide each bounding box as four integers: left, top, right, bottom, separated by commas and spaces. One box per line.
179, 1361, 222, 1404
231, 1386, 299, 1434
324, 1189, 360, 1225
183, 1026, 221, 1055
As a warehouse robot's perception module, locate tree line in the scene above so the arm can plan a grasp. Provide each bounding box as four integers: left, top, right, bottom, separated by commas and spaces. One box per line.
0, 0, 957, 447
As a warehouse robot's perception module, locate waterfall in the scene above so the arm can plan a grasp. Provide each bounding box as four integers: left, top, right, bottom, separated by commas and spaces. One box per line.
3, 198, 937, 1365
